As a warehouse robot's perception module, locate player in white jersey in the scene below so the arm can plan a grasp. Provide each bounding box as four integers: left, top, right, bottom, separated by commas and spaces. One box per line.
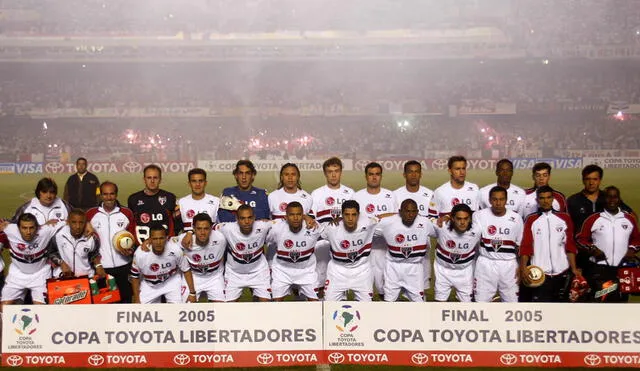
377, 199, 436, 302
310, 157, 354, 294
178, 168, 220, 231
479, 159, 526, 214
218, 205, 273, 301
130, 225, 196, 304
393, 160, 436, 292
179, 213, 226, 302
353, 162, 397, 300
322, 200, 378, 301
0, 213, 65, 304
433, 204, 481, 302
472, 186, 524, 302
520, 162, 567, 219
12, 177, 71, 225
267, 202, 323, 301
433, 156, 480, 217
50, 209, 104, 278
268, 163, 313, 219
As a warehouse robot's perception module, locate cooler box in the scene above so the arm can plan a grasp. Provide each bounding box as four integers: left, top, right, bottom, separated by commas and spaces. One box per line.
92, 275, 121, 304
47, 276, 92, 304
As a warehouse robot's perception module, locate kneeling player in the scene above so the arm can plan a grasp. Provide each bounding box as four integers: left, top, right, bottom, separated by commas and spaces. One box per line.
433, 204, 480, 302
267, 202, 322, 301
130, 225, 196, 304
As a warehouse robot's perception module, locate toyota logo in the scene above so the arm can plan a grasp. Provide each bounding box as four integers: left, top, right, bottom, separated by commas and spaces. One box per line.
431, 159, 448, 170
584, 354, 602, 366
87, 354, 105, 366
45, 162, 65, 174
500, 353, 517, 366
122, 162, 142, 173
328, 352, 345, 364
411, 353, 429, 365
173, 354, 191, 366
5, 355, 23, 367
256, 353, 274, 365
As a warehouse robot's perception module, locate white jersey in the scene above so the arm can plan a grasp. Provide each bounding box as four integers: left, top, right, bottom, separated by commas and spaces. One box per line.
266, 220, 323, 269
13, 197, 70, 225
218, 220, 272, 274
393, 186, 436, 218
354, 188, 397, 217
473, 208, 524, 261
52, 225, 100, 276
478, 183, 526, 214
178, 231, 226, 277
377, 215, 436, 264
0, 221, 65, 275
178, 194, 220, 230
268, 188, 313, 219
434, 221, 481, 269
130, 240, 189, 286
433, 181, 480, 216
310, 184, 355, 222
321, 217, 378, 268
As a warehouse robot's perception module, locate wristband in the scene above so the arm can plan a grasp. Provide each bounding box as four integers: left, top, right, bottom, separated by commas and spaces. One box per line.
189, 292, 196, 296
95, 263, 103, 268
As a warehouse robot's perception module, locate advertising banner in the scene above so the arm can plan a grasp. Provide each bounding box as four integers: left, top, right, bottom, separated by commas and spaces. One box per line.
14, 162, 44, 174
42, 161, 195, 174
198, 160, 353, 173
0, 163, 15, 174
510, 158, 583, 170
583, 157, 640, 169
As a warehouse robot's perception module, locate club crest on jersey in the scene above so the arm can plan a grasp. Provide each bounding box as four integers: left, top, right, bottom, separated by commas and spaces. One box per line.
150, 263, 160, 272
284, 239, 294, 249
401, 246, 412, 258
242, 253, 254, 263
158, 196, 167, 205
395, 234, 405, 244
279, 202, 288, 212
450, 253, 461, 263
366, 204, 375, 214
192, 254, 202, 262
236, 242, 246, 251
491, 238, 503, 251
187, 209, 195, 218
487, 225, 497, 235
289, 250, 300, 262
347, 251, 358, 262
326, 197, 335, 206
556, 226, 564, 233
55, 212, 62, 218
622, 224, 629, 230
340, 240, 350, 249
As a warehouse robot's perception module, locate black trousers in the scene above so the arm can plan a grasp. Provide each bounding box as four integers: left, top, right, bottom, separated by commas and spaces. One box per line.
105, 264, 133, 303
531, 270, 572, 302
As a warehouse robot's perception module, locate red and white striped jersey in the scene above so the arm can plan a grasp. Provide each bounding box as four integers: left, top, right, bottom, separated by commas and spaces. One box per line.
178, 230, 226, 277
0, 221, 65, 274
218, 220, 272, 274
177, 194, 220, 230
393, 185, 436, 218
576, 209, 640, 267
268, 188, 313, 219
434, 221, 481, 269
310, 184, 354, 222
130, 240, 189, 285
479, 183, 526, 215
266, 220, 323, 269
473, 208, 524, 261
354, 188, 397, 252
520, 210, 576, 275
321, 217, 378, 268
377, 215, 436, 263
433, 181, 480, 216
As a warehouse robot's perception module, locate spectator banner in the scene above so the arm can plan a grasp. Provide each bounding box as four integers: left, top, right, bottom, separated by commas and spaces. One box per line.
583, 157, 640, 169
14, 162, 44, 174
607, 103, 640, 115
198, 160, 353, 172
510, 158, 583, 170
324, 302, 640, 367
561, 150, 640, 158
43, 161, 195, 174
457, 100, 516, 115
1, 303, 323, 368
0, 163, 15, 174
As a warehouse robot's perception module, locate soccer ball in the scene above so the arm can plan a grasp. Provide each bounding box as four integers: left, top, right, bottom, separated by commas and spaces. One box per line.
523, 265, 546, 288
112, 230, 135, 251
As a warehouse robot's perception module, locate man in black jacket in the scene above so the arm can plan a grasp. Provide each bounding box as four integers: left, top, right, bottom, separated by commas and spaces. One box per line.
63, 157, 100, 211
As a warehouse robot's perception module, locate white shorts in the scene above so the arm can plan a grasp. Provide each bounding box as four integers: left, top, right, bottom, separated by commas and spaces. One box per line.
182, 272, 225, 302
271, 262, 318, 300
2, 265, 51, 303
314, 240, 331, 289
370, 242, 386, 295
474, 255, 519, 303
383, 261, 424, 302
423, 255, 432, 290
140, 273, 183, 304
434, 261, 474, 302
325, 260, 372, 302
224, 265, 271, 301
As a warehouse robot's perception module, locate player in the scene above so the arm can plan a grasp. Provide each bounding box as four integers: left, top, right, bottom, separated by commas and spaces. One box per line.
479, 159, 525, 214
432, 156, 480, 217
520, 162, 567, 219
127, 164, 177, 244
267, 202, 323, 301
433, 204, 480, 302
353, 162, 397, 300
178, 168, 220, 231
12, 177, 71, 225
321, 200, 378, 301
268, 163, 313, 219
218, 160, 270, 222
0, 213, 65, 305
576, 186, 640, 302
130, 225, 196, 304
62, 157, 100, 211
86, 181, 136, 303
178, 213, 226, 302
473, 186, 524, 302
310, 157, 354, 295
377, 199, 436, 302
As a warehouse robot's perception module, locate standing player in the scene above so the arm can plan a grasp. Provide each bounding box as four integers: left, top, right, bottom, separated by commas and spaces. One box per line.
267, 202, 323, 301
128, 164, 177, 244
433, 204, 480, 302
63, 157, 100, 211
479, 159, 525, 214
310, 157, 354, 295
130, 225, 196, 304
473, 186, 524, 302
353, 162, 397, 300
12, 177, 71, 225
321, 200, 378, 301
178, 168, 220, 231
432, 156, 480, 217
520, 162, 567, 219
218, 160, 270, 222
377, 199, 436, 302
268, 163, 313, 219
520, 186, 581, 302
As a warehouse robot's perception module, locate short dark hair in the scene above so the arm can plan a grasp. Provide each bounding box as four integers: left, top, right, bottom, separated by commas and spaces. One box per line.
496, 158, 513, 170
448, 156, 467, 169
532, 162, 551, 174
35, 177, 58, 198
400, 198, 418, 210
449, 204, 473, 231
403, 160, 421, 173
99, 181, 118, 195
149, 223, 167, 234
322, 157, 343, 172
536, 185, 554, 196
277, 163, 301, 189
342, 199, 360, 214
68, 208, 86, 219
188, 168, 207, 181
489, 186, 507, 199
582, 164, 603, 179
193, 212, 213, 226
18, 212, 38, 227
144, 164, 162, 177
364, 162, 382, 175
233, 160, 257, 175
76, 157, 87, 164
286, 201, 303, 212
604, 185, 620, 196
237, 204, 254, 215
